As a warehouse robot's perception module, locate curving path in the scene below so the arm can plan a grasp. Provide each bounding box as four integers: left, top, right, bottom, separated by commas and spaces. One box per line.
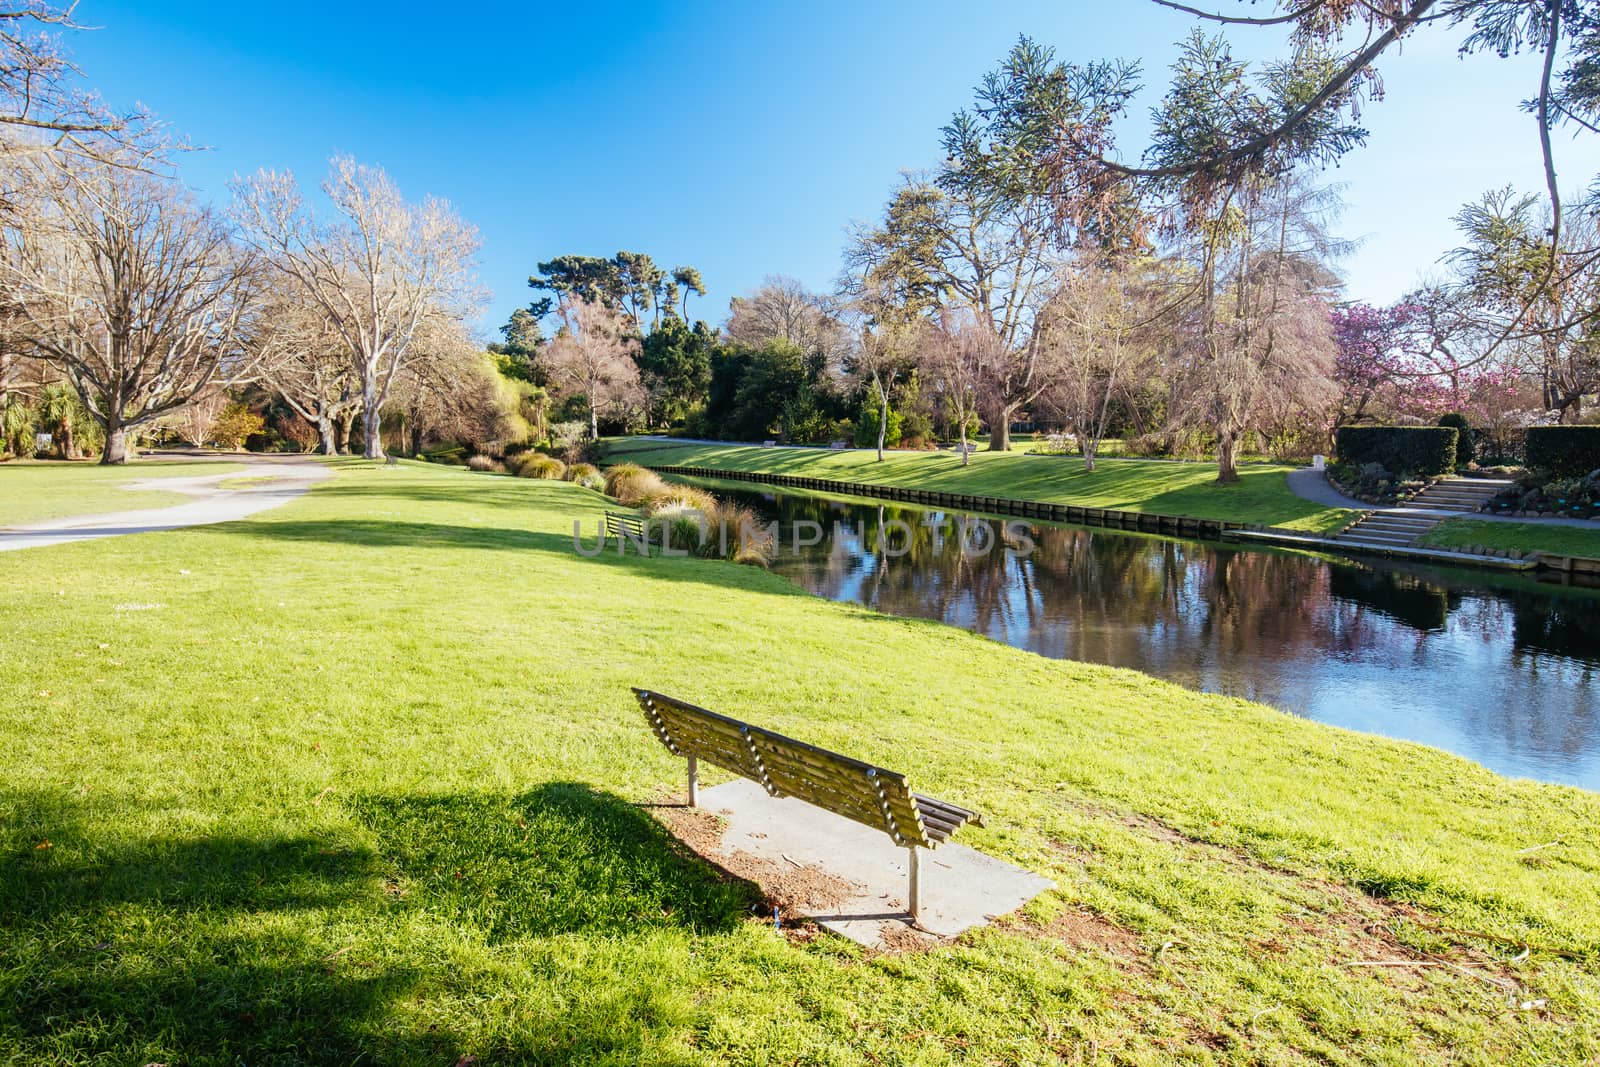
0, 454, 332, 552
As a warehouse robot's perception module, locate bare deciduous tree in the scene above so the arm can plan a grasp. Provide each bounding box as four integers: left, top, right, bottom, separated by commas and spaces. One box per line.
171, 385, 229, 447
918, 312, 993, 467
0, 159, 257, 463
726, 275, 850, 367
0, 4, 160, 176
546, 295, 641, 441
390, 314, 520, 456
231, 156, 483, 459
1172, 178, 1341, 482
249, 286, 358, 454
1036, 256, 1166, 472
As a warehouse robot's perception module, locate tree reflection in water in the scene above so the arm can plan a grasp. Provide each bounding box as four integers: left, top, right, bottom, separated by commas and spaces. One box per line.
723, 486, 1600, 790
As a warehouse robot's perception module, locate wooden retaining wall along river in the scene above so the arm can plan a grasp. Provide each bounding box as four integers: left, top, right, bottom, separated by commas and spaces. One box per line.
623, 461, 1600, 580
639, 463, 1252, 541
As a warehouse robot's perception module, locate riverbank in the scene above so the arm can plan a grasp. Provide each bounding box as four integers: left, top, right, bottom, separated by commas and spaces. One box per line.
602, 438, 1355, 533
3, 461, 1597, 1064
1422, 517, 1600, 559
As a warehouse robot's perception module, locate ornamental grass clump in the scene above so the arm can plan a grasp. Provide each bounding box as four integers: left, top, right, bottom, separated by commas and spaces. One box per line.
466, 455, 503, 473
603, 463, 666, 506
514, 453, 566, 480
565, 462, 599, 482
708, 501, 775, 568
643, 484, 719, 516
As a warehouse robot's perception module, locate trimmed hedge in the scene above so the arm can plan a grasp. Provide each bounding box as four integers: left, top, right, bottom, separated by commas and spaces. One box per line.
1525, 425, 1600, 477
1437, 413, 1474, 468
1335, 425, 1458, 477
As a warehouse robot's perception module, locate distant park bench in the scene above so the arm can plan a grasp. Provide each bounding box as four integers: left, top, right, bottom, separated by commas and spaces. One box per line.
829, 440, 848, 450
762, 439, 778, 447
632, 687, 982, 919
604, 510, 647, 542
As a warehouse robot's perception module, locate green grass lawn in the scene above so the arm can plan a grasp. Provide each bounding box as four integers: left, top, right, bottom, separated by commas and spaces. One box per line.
0, 458, 247, 526
2, 461, 1596, 1065
1420, 517, 1600, 560
603, 439, 1354, 534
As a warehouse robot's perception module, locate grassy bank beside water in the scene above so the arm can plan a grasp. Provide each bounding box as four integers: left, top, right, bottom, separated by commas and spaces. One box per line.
601, 439, 1354, 534
1, 460, 1596, 1065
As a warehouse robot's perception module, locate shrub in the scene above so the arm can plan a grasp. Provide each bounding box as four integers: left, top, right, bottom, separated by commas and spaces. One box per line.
902, 410, 935, 444
422, 444, 468, 465
1123, 433, 1170, 458
514, 453, 565, 480
855, 398, 903, 448
1488, 468, 1600, 517
603, 463, 666, 506
574, 471, 606, 491
1262, 425, 1325, 464
1328, 461, 1427, 506
466, 455, 503, 473
1334, 425, 1457, 477
214, 401, 266, 450
1437, 412, 1474, 468
1525, 425, 1600, 477
566, 462, 599, 482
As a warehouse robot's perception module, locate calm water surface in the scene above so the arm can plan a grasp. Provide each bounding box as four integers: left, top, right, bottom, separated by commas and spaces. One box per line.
710, 485, 1600, 790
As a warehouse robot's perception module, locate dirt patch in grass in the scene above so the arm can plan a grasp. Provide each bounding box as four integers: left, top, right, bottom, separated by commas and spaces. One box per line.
877, 921, 941, 953
1040, 906, 1142, 957
651, 802, 859, 919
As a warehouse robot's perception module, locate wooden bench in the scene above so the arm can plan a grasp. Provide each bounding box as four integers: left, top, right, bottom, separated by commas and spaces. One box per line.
604, 510, 647, 542
632, 688, 982, 919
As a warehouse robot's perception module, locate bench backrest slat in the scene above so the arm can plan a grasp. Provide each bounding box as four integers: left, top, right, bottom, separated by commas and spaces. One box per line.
634, 688, 983, 849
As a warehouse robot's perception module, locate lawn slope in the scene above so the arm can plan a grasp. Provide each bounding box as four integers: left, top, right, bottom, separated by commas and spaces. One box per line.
1, 461, 1595, 1065
603, 438, 1353, 533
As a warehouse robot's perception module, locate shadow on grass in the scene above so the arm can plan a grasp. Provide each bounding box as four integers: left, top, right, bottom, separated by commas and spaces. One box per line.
225, 518, 817, 597
304, 476, 591, 512
0, 783, 759, 1065
347, 782, 760, 940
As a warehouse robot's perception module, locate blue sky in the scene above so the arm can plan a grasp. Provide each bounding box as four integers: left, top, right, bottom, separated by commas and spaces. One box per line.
67, 1, 1600, 338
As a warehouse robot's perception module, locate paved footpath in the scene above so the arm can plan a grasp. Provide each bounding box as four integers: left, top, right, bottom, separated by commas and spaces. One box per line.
0, 454, 331, 552
1285, 467, 1598, 530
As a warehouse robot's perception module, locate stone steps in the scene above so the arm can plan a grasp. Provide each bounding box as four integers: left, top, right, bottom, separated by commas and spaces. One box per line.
1407, 477, 1508, 515
1333, 510, 1442, 548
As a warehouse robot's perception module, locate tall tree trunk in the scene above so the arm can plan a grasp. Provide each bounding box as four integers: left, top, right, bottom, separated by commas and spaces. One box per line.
1215, 426, 1240, 485
1083, 442, 1097, 473
316, 414, 337, 455
986, 403, 1014, 452
875, 377, 889, 462
361, 379, 384, 459
101, 420, 128, 465
589, 402, 599, 441
959, 414, 971, 468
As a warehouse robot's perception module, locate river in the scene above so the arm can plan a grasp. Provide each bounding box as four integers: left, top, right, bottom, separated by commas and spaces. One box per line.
701, 482, 1600, 791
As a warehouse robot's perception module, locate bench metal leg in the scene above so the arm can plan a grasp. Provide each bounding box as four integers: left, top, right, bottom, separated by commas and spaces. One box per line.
686, 755, 698, 808
907, 846, 920, 921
